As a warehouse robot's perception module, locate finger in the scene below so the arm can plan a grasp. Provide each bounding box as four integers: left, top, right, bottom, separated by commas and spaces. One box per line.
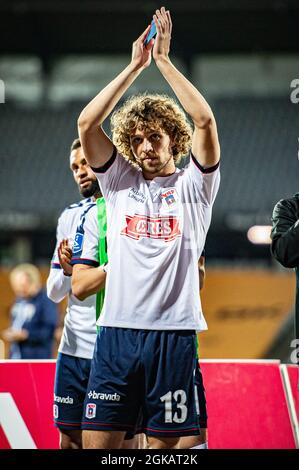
60, 254, 71, 266
63, 246, 73, 255
153, 15, 162, 35
144, 38, 155, 52
155, 9, 166, 30
160, 7, 170, 34
58, 247, 65, 263
137, 24, 151, 43
61, 249, 72, 260
59, 239, 67, 251
161, 6, 168, 23
166, 10, 172, 34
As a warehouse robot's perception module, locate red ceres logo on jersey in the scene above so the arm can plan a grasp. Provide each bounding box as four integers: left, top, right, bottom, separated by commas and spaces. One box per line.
121, 214, 181, 242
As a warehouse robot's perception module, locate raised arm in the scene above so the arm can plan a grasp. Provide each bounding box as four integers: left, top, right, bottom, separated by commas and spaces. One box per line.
77, 26, 154, 169
153, 7, 220, 168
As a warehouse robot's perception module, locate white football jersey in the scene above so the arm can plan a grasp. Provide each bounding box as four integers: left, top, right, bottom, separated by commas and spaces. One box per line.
74, 150, 220, 331
47, 198, 97, 359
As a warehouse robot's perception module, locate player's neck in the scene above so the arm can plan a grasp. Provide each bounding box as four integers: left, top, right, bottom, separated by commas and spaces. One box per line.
92, 191, 102, 201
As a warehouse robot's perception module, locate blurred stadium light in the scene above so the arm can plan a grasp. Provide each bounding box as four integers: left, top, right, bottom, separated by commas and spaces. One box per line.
247, 225, 272, 245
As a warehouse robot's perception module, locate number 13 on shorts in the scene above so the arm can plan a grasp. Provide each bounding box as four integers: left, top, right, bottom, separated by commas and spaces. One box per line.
160, 390, 188, 423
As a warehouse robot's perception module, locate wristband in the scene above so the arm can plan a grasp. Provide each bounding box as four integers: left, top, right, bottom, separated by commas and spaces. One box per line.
63, 270, 72, 277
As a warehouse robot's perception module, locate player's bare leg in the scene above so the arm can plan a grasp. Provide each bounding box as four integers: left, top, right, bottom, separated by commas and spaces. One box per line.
176, 428, 207, 449
121, 436, 139, 449
83, 430, 126, 449
147, 436, 180, 449
59, 430, 82, 449
138, 433, 148, 449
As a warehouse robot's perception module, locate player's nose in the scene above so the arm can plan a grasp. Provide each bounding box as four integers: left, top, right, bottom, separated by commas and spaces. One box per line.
78, 164, 87, 177
143, 138, 153, 152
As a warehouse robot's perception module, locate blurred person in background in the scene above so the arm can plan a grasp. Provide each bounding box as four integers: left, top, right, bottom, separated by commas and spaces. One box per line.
1, 263, 58, 359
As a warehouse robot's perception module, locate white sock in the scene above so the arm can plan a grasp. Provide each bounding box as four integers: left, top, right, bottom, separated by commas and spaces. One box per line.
190, 442, 208, 449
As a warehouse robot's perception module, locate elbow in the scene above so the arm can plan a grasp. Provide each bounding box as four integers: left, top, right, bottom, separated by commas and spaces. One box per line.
271, 240, 298, 268
194, 115, 215, 130
46, 283, 59, 303
46, 284, 54, 301
78, 113, 90, 134
75, 292, 87, 302
77, 110, 97, 135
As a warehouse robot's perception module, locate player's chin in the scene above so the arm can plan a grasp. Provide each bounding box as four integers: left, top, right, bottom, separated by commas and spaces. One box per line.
79, 183, 94, 198
141, 161, 161, 173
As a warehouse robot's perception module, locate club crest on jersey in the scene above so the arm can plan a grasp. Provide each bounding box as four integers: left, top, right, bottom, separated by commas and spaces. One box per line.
121, 214, 181, 242
161, 188, 179, 210
85, 403, 96, 419
73, 232, 84, 255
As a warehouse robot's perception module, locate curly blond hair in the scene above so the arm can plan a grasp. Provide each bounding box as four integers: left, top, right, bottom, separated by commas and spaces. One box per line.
111, 94, 193, 164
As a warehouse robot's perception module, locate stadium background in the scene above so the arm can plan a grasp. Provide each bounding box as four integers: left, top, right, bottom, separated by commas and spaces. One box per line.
0, 0, 298, 362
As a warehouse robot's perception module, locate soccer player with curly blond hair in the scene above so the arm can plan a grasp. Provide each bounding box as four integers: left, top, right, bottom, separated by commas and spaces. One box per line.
73, 6, 220, 449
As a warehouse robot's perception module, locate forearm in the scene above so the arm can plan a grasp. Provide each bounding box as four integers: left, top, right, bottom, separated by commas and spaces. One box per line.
156, 58, 215, 128
47, 269, 71, 303
199, 270, 205, 290
72, 266, 106, 301
78, 63, 142, 131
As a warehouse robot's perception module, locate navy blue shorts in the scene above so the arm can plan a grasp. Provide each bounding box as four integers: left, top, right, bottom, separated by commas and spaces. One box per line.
82, 327, 201, 438
195, 364, 207, 429
54, 352, 91, 430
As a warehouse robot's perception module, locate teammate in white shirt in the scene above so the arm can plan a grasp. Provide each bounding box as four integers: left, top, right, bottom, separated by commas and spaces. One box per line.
73, 7, 220, 449
47, 138, 106, 449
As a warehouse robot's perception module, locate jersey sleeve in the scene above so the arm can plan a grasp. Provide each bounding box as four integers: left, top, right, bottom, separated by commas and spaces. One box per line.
183, 153, 220, 206
90, 146, 136, 201
71, 205, 99, 267
46, 269, 71, 303
46, 211, 72, 303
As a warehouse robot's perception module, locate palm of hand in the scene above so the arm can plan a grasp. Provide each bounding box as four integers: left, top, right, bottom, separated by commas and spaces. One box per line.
132, 41, 152, 69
